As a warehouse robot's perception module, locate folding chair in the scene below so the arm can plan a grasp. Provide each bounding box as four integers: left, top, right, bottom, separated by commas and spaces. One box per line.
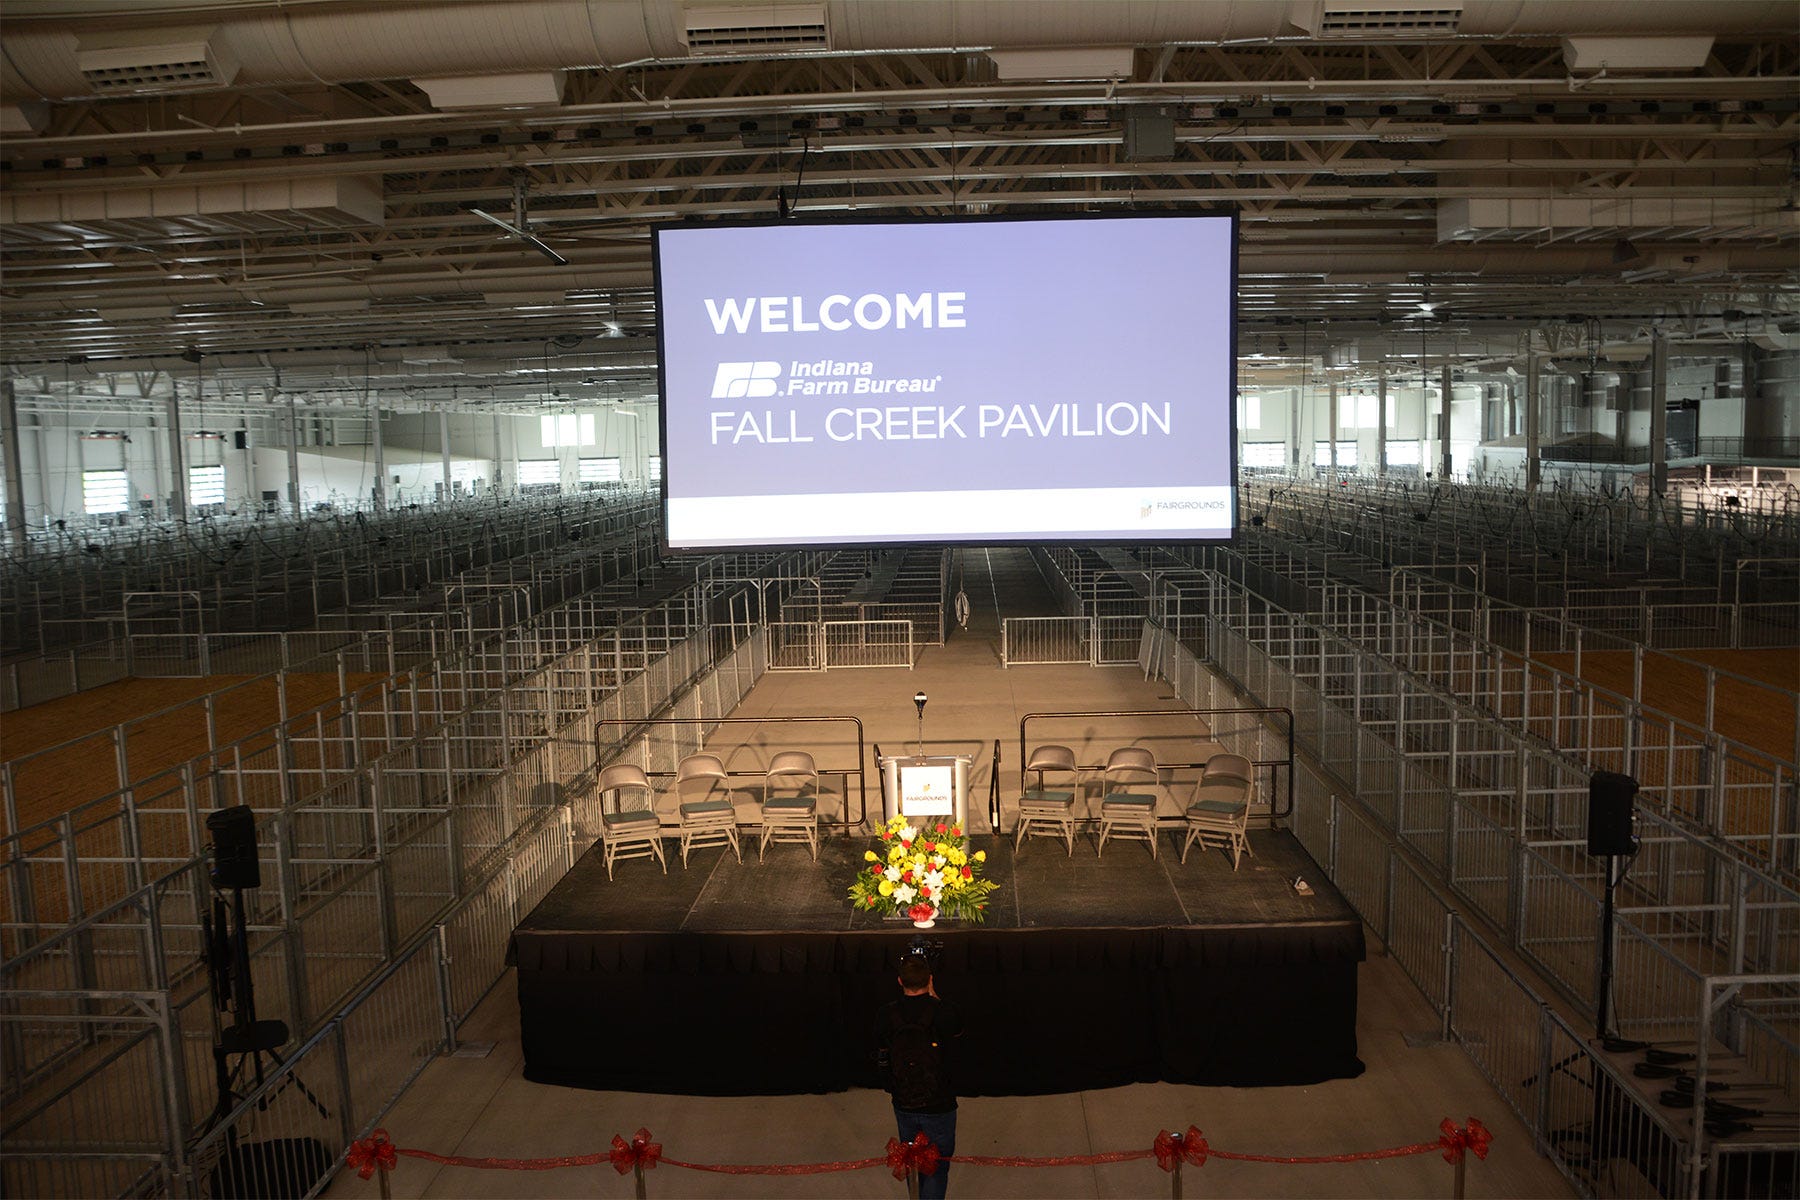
1015, 744, 1079, 856
597, 763, 666, 880
1181, 752, 1255, 869
674, 753, 743, 867
760, 750, 819, 861
1097, 746, 1160, 858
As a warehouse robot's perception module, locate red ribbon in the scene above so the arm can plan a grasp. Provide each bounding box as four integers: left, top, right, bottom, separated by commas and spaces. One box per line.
1153, 1127, 1209, 1171
608, 1129, 663, 1176
346, 1129, 397, 1180
1438, 1118, 1493, 1164
885, 1133, 942, 1179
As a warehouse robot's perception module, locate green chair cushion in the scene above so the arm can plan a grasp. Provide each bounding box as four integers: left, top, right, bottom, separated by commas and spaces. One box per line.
1189, 799, 1247, 817
1102, 792, 1155, 808
764, 797, 816, 811
1023, 789, 1075, 806
680, 800, 734, 817
603, 809, 660, 828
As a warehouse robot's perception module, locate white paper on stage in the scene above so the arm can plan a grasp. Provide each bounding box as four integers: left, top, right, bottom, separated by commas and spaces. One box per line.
899, 763, 955, 816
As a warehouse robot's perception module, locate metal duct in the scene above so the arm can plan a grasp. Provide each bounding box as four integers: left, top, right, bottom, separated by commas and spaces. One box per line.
3, 0, 1793, 103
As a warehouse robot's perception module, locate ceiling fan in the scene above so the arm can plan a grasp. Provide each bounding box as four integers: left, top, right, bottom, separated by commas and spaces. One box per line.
471, 172, 569, 266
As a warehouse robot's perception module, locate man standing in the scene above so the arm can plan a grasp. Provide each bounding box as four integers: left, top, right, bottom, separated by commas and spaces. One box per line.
875, 951, 963, 1199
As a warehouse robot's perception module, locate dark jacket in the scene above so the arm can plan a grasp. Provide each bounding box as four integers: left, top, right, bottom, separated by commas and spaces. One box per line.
875, 993, 963, 1113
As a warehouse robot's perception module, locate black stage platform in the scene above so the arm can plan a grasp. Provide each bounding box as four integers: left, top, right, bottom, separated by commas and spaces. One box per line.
510, 829, 1365, 1096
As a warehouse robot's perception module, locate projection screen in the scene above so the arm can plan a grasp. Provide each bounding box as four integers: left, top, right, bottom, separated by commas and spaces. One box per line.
654, 214, 1237, 549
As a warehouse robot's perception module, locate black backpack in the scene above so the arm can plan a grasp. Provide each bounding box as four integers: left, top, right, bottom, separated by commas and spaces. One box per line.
889, 1005, 944, 1110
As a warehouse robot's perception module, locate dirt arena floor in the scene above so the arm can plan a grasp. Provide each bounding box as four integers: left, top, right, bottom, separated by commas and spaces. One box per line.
1536, 647, 1798, 764
2, 672, 386, 837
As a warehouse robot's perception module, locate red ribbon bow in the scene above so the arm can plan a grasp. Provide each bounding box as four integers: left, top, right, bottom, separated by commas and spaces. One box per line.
608, 1128, 663, 1175
346, 1129, 397, 1180
1152, 1126, 1209, 1172
1438, 1118, 1493, 1164
885, 1133, 942, 1179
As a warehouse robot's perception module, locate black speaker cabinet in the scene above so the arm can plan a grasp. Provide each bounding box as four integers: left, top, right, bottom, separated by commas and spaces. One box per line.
1587, 771, 1639, 856
206, 805, 261, 890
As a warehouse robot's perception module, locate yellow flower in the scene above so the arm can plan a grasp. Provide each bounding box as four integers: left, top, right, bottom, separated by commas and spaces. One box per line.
974, 850, 987, 862
864, 850, 878, 862
878, 879, 895, 896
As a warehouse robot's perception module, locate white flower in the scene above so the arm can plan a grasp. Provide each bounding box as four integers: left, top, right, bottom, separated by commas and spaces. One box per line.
923, 869, 945, 893
893, 884, 917, 905
884, 866, 902, 883
900, 825, 919, 845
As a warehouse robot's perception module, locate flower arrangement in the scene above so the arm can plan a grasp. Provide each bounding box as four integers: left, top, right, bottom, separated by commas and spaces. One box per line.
848, 814, 997, 922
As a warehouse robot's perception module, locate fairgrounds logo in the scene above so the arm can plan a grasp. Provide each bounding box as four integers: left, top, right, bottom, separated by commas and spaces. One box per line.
711, 361, 781, 398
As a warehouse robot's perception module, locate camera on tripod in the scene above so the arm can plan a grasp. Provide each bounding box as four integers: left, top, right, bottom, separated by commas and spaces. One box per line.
903, 933, 943, 966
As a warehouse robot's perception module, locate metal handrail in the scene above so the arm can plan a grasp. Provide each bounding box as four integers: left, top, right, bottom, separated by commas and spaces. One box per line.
595, 713, 868, 834
1019, 707, 1296, 820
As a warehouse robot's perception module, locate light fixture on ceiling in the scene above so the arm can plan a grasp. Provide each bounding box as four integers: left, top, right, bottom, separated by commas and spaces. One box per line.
1562, 36, 1714, 73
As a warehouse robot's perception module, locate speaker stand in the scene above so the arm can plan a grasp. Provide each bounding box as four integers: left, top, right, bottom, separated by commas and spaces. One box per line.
1596, 852, 1620, 1042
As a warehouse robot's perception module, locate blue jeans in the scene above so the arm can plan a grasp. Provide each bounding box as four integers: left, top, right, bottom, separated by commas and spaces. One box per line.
894, 1106, 957, 1200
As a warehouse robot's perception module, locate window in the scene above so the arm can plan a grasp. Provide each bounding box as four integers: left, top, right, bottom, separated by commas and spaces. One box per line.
648, 456, 662, 483
1385, 442, 1422, 467
578, 457, 622, 484
1241, 441, 1286, 468
1238, 394, 1261, 429
188, 464, 225, 505
517, 459, 560, 486
83, 469, 129, 514
540, 413, 597, 447
1314, 441, 1358, 468
1337, 395, 1396, 430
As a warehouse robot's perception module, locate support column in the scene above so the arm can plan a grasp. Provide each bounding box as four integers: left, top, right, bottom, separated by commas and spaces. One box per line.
1525, 353, 1542, 493
1439, 366, 1454, 479
1327, 380, 1340, 473
285, 394, 303, 516
1, 380, 27, 549
439, 411, 453, 501
491, 411, 505, 494
1375, 365, 1388, 476
164, 395, 187, 522
1649, 329, 1669, 497
370, 405, 386, 513
1289, 386, 1302, 470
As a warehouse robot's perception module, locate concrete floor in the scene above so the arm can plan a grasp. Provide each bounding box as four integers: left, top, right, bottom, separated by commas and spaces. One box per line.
323, 550, 1578, 1198
322, 951, 1575, 1199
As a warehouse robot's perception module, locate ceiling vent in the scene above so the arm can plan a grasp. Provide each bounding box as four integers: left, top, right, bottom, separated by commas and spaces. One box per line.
76, 26, 238, 94
681, 4, 828, 54
1314, 2, 1464, 38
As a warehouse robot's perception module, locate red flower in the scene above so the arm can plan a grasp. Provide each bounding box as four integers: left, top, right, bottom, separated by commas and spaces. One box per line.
935, 824, 947, 834
870, 864, 882, 876
962, 866, 972, 879
900, 840, 912, 851
922, 841, 935, 852
951, 826, 962, 837
902, 871, 913, 883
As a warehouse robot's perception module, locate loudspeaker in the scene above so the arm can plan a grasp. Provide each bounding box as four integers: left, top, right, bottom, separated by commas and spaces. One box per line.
233, 429, 249, 450
1587, 771, 1639, 856
206, 805, 261, 890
